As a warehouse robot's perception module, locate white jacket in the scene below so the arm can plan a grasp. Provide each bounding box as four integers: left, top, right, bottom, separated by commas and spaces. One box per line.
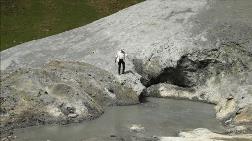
116, 51, 126, 62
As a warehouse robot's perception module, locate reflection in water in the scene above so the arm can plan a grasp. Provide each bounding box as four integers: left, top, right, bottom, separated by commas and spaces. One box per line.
14, 98, 224, 141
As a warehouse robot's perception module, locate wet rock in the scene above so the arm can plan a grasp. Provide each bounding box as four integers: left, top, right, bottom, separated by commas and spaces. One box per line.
1, 135, 16, 141
143, 83, 196, 100
216, 99, 237, 121
68, 113, 78, 118
130, 124, 145, 133
159, 128, 252, 141
226, 126, 248, 134
234, 105, 252, 125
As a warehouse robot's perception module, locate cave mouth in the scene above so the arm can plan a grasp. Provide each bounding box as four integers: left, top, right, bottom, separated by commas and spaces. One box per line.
135, 43, 251, 92
138, 89, 147, 103
136, 55, 224, 89
136, 55, 222, 104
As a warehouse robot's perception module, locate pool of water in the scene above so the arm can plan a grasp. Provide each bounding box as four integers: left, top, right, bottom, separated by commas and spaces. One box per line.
13, 98, 225, 141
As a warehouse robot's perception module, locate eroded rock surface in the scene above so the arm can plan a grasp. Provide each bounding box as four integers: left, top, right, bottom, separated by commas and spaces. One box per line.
0, 0, 252, 139
0, 61, 138, 134
142, 43, 252, 130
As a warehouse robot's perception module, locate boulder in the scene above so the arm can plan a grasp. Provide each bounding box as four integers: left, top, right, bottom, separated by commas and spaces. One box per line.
0, 61, 139, 133
129, 124, 145, 133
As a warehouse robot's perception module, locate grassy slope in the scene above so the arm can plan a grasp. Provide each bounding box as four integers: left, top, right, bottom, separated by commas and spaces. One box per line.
0, 0, 144, 51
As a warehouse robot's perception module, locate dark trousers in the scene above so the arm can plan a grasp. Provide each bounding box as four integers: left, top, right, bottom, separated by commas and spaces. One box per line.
118, 59, 125, 74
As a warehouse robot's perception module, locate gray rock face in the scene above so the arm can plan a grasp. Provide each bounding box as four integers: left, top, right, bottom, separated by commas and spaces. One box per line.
142, 42, 252, 125
138, 42, 252, 86
0, 0, 252, 137
1, 0, 252, 93
0, 61, 139, 133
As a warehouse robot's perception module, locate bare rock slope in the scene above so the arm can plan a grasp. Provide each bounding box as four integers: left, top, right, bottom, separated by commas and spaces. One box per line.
0, 61, 138, 133
1, 0, 252, 139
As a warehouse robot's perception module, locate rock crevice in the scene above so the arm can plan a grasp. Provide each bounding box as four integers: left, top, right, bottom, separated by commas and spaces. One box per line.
136, 42, 252, 131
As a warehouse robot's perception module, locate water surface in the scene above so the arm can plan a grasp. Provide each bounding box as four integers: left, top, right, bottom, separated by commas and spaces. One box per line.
14, 98, 224, 141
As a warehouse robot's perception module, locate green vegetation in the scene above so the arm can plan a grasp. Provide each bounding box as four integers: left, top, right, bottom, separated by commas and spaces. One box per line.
0, 0, 144, 51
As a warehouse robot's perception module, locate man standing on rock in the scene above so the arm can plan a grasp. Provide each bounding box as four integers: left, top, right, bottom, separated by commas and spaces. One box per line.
115, 49, 126, 75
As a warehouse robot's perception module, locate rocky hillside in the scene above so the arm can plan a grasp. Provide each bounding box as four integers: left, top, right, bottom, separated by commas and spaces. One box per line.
0, 60, 138, 134
1, 0, 252, 139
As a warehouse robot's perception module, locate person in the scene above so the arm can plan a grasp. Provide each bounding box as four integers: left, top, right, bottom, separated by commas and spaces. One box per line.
115, 49, 126, 75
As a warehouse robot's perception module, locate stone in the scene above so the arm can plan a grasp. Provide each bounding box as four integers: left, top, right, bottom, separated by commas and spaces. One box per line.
226, 126, 248, 134
159, 128, 252, 141
68, 113, 78, 118
216, 99, 237, 121
234, 105, 252, 124
130, 124, 145, 133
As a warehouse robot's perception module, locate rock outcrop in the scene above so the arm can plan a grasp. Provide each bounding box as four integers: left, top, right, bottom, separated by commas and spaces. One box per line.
142, 43, 252, 130
0, 61, 138, 134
